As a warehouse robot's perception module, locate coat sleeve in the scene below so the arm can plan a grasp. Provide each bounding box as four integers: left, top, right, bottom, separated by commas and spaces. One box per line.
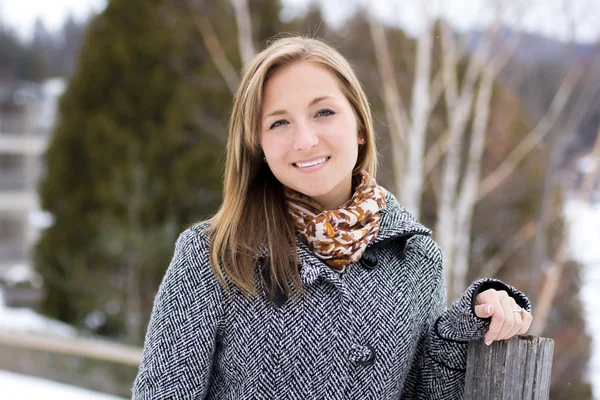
132, 226, 225, 399
401, 236, 531, 399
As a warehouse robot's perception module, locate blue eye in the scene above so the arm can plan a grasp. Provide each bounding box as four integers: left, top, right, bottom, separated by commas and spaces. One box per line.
268, 110, 333, 129
316, 109, 334, 117
269, 120, 288, 129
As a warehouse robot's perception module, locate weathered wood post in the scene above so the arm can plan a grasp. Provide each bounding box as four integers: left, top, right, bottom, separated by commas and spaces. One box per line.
464, 335, 554, 400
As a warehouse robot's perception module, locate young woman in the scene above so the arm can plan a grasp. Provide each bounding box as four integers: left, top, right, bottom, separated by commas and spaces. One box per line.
132, 36, 533, 399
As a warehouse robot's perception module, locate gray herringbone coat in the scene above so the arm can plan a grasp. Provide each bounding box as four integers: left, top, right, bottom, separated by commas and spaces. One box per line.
132, 191, 530, 399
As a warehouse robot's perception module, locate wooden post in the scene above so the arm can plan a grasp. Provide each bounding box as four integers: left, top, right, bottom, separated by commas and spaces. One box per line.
464, 335, 554, 400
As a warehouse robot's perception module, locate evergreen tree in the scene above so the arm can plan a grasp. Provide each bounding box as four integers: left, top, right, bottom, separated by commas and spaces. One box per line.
0, 24, 46, 81
34, 0, 252, 343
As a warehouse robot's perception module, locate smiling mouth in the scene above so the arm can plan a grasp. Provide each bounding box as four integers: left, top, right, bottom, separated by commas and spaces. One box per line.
293, 157, 330, 168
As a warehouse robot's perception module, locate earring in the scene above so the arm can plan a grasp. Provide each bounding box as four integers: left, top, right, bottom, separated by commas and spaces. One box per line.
263, 156, 267, 162
359, 137, 365, 144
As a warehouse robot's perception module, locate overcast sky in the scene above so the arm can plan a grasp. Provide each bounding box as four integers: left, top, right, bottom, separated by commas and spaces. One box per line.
1, 0, 105, 36
2, 0, 599, 43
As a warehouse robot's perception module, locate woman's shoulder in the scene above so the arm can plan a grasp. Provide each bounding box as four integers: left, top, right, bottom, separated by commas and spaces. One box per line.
175, 221, 212, 252
166, 221, 216, 284
377, 188, 439, 262
406, 234, 443, 265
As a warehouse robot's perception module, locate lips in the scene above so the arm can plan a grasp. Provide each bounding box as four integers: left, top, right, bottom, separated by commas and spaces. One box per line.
293, 156, 330, 168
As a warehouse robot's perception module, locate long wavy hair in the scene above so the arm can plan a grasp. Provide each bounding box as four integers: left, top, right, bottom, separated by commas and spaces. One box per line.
206, 35, 378, 300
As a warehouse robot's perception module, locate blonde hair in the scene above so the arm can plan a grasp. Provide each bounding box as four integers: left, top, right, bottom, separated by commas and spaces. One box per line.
206, 35, 378, 300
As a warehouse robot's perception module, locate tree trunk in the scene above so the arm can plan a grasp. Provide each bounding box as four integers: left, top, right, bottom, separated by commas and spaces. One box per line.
402, 17, 434, 217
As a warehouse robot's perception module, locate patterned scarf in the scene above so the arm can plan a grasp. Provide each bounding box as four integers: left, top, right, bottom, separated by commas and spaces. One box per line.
284, 171, 386, 272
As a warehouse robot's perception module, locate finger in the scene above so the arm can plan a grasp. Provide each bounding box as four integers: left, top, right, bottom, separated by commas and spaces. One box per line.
474, 303, 494, 318
475, 289, 498, 306
484, 300, 505, 345
517, 311, 533, 334
504, 298, 525, 339
496, 294, 516, 341
505, 309, 523, 339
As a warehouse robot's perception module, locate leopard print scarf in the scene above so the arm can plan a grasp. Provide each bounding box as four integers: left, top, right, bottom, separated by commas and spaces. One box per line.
284, 171, 386, 272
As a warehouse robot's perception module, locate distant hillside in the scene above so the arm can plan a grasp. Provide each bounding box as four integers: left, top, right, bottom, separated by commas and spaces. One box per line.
466, 27, 597, 65
465, 26, 599, 165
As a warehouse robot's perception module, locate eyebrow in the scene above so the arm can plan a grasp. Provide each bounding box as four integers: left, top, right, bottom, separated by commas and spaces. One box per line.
263, 96, 334, 119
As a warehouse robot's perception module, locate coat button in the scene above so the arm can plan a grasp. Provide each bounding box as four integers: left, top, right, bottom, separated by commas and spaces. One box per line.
361, 249, 378, 270
359, 344, 376, 367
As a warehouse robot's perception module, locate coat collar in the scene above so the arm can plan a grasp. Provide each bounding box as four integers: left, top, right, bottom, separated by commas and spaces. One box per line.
296, 188, 432, 287
373, 189, 432, 244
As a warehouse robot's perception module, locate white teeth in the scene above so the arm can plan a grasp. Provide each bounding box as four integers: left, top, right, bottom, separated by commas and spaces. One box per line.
295, 157, 328, 168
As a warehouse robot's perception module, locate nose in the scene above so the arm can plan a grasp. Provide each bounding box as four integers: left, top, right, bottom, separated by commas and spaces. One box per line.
292, 122, 319, 151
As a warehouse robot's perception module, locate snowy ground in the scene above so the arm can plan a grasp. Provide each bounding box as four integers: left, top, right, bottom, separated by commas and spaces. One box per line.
0, 370, 125, 400
0, 285, 125, 398
0, 286, 76, 336
566, 199, 600, 398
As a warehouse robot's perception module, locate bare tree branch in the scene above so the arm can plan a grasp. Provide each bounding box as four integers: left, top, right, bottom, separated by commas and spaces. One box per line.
191, 111, 228, 146
440, 20, 459, 110
402, 15, 434, 217
549, 330, 589, 391
367, 13, 409, 193
530, 237, 569, 336
449, 21, 523, 296
559, 48, 600, 137
451, 68, 495, 296
480, 205, 561, 278
480, 220, 537, 278
424, 23, 519, 178
531, 124, 600, 336
478, 66, 583, 201
434, 13, 502, 289
428, 36, 471, 112
424, 128, 450, 176
186, 0, 239, 95
579, 125, 600, 201
230, 0, 255, 66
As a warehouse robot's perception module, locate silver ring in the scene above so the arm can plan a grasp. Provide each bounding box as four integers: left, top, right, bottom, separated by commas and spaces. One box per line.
512, 309, 526, 314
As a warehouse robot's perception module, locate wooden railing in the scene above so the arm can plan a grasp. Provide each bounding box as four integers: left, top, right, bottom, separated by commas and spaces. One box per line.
1, 332, 553, 398
0, 332, 142, 366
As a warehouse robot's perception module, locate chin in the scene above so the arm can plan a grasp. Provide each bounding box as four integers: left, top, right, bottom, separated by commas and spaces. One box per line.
290, 184, 331, 198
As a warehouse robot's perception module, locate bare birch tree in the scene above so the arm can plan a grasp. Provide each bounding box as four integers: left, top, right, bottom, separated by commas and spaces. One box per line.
367, 1, 594, 301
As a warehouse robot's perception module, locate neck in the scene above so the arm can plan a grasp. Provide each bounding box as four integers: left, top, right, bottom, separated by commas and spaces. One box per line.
311, 187, 353, 210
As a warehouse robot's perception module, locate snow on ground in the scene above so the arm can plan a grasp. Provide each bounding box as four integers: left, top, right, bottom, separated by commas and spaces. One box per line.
0, 285, 127, 398
0, 285, 76, 336
0, 370, 125, 400
566, 199, 600, 398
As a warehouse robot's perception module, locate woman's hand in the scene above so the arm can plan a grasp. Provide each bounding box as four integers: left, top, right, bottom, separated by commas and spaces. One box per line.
474, 289, 533, 345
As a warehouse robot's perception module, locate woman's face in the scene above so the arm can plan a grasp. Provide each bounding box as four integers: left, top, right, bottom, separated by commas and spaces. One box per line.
260, 61, 363, 210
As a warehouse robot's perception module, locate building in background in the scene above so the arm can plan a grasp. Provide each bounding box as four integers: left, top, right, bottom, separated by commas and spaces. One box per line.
0, 79, 64, 304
